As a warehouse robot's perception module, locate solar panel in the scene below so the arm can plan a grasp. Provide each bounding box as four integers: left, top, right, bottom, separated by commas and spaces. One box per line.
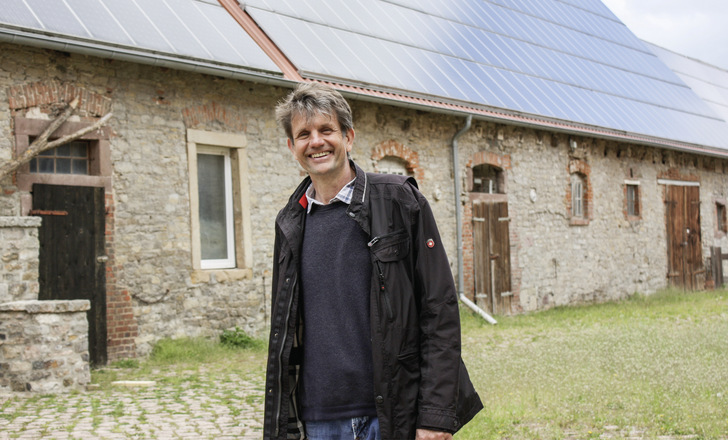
0, 0, 281, 74
243, 0, 728, 149
648, 42, 728, 125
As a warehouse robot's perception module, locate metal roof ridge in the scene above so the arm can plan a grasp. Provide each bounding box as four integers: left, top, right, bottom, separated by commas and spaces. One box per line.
217, 0, 302, 81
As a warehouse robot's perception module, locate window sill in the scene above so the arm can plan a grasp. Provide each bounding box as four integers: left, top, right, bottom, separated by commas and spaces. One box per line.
190, 268, 252, 284
569, 217, 590, 226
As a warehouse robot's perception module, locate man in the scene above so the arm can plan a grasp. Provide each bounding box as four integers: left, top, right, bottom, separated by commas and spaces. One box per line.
263, 83, 482, 440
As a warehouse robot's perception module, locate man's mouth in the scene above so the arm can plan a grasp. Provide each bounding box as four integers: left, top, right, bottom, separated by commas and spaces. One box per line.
310, 152, 330, 159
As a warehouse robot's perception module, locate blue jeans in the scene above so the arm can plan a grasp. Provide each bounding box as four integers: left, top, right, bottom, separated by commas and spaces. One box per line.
305, 416, 381, 440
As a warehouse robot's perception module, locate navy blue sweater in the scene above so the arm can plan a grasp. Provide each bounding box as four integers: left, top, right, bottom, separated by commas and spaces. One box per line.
299, 202, 377, 421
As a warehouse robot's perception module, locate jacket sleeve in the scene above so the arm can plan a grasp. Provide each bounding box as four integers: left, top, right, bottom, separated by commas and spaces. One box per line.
409, 185, 466, 433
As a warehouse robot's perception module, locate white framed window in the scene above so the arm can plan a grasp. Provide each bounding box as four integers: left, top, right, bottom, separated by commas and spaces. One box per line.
196, 147, 235, 269
571, 174, 585, 218
187, 129, 252, 273
377, 156, 412, 176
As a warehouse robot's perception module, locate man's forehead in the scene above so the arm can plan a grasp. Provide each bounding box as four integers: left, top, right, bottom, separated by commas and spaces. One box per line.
291, 110, 338, 128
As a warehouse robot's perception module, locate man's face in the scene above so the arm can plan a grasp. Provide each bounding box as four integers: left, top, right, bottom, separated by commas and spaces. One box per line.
287, 111, 354, 179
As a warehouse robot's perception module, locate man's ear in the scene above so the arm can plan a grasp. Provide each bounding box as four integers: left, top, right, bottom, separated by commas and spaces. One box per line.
287, 138, 294, 154
345, 128, 355, 152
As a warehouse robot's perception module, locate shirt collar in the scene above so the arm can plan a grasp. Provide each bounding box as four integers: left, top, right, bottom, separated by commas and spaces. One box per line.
305, 177, 356, 213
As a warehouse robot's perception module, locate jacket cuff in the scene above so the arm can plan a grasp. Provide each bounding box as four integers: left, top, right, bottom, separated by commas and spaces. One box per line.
416, 408, 460, 433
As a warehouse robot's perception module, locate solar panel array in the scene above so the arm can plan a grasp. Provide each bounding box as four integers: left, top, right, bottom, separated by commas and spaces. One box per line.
0, 0, 280, 75
647, 42, 728, 125
243, 0, 728, 150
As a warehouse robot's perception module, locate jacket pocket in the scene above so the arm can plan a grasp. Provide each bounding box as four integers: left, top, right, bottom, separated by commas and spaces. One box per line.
369, 230, 409, 262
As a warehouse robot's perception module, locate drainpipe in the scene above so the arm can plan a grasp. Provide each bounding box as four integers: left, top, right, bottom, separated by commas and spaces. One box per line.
452, 116, 497, 325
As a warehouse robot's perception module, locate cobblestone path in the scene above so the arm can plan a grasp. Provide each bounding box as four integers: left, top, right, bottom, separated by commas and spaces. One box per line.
0, 368, 265, 439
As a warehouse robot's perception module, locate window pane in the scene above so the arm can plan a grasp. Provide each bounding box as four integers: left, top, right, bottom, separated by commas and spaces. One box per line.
56, 144, 71, 157
38, 157, 55, 173
29, 142, 90, 174
56, 158, 71, 174
627, 185, 638, 216
472, 164, 501, 193
197, 153, 229, 261
72, 159, 88, 175
572, 179, 583, 217
70, 142, 88, 157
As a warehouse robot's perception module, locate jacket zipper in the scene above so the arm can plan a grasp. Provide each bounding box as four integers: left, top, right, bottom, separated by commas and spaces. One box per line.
274, 273, 297, 438
374, 259, 394, 321
368, 237, 394, 321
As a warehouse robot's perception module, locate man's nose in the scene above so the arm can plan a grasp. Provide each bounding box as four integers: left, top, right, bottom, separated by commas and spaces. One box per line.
310, 131, 325, 146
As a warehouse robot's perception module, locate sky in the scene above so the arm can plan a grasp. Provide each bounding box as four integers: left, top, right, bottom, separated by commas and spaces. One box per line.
600, 0, 728, 70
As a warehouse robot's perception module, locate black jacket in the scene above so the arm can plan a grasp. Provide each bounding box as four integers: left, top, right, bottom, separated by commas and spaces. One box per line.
263, 162, 483, 439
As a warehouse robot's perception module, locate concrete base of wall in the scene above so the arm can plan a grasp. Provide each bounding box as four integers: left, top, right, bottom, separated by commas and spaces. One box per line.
0, 300, 91, 394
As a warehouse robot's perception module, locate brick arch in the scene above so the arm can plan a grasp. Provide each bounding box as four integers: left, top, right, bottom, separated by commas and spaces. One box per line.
182, 102, 246, 132
371, 140, 424, 182
7, 80, 111, 117
465, 150, 512, 193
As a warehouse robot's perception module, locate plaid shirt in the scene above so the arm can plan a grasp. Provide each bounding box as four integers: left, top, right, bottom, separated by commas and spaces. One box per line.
304, 177, 356, 213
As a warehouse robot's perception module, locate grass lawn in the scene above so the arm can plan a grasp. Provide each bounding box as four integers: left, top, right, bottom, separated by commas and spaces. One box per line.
457, 289, 728, 439
84, 288, 727, 439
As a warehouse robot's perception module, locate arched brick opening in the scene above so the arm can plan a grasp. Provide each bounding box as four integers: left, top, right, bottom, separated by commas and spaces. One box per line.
371, 140, 424, 183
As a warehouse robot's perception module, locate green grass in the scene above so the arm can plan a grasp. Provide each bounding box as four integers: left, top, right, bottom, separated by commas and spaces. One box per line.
90, 334, 268, 392
457, 288, 728, 439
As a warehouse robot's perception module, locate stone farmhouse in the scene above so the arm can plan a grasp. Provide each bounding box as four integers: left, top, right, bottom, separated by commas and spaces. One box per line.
2, 0, 728, 364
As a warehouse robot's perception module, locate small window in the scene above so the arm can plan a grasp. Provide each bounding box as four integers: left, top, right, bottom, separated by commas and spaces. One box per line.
472, 164, 503, 194
571, 174, 585, 218
29, 141, 90, 175
197, 147, 235, 269
718, 202, 727, 233
378, 156, 411, 176
626, 184, 640, 217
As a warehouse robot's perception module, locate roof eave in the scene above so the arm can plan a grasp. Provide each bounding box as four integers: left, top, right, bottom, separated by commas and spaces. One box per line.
303, 77, 728, 159
0, 26, 293, 88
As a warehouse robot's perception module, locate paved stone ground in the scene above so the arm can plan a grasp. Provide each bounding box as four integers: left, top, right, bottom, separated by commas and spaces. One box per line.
0, 368, 265, 439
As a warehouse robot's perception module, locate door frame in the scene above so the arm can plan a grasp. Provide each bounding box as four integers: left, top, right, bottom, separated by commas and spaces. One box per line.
660, 179, 703, 289
32, 183, 108, 365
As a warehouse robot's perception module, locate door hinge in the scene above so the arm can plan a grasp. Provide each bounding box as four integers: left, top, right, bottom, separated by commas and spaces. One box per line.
29, 209, 68, 216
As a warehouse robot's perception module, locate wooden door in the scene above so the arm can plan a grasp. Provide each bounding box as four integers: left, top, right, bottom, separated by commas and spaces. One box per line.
665, 185, 703, 289
472, 201, 512, 314
32, 184, 107, 365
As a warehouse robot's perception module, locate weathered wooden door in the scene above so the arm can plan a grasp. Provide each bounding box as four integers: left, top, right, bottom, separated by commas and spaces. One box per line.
472, 201, 512, 314
32, 184, 107, 365
665, 184, 703, 289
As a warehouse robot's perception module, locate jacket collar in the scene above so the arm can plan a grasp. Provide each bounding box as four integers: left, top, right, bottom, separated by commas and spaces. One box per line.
278, 160, 371, 242
346, 160, 371, 236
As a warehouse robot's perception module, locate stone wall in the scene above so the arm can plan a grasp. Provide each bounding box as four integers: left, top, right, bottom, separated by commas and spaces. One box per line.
0, 216, 41, 303
2, 42, 728, 360
0, 300, 91, 393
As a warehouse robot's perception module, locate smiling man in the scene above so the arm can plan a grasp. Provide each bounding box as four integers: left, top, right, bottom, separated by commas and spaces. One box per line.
263, 83, 482, 440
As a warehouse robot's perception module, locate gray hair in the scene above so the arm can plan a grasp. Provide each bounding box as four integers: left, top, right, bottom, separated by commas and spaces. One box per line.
275, 83, 354, 140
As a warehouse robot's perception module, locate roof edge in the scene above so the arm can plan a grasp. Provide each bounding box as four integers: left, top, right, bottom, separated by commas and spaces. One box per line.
0, 26, 292, 87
